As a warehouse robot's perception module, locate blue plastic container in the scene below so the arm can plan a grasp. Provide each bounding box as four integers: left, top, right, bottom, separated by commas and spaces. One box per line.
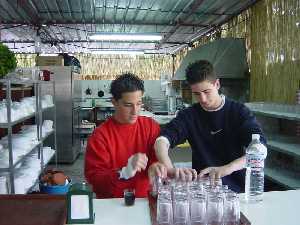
39, 180, 71, 195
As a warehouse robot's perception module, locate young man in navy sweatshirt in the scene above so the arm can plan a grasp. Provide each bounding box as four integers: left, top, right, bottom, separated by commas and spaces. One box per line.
155, 60, 266, 192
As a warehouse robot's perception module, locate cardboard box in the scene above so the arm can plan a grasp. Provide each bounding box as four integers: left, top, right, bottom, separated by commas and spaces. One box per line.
36, 56, 64, 66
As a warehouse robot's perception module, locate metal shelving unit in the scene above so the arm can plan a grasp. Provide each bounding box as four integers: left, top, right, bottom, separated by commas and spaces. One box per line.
267, 134, 300, 158
247, 102, 300, 190
0, 79, 57, 194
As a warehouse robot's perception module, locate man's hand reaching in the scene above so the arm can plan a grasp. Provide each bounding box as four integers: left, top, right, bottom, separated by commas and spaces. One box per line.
167, 167, 198, 182
198, 164, 233, 180
148, 162, 168, 184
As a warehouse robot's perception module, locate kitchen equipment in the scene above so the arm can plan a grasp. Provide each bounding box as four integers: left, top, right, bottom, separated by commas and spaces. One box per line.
97, 90, 104, 97
85, 87, 92, 95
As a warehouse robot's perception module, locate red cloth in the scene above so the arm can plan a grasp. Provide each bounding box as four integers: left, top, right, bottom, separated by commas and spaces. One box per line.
84, 116, 160, 198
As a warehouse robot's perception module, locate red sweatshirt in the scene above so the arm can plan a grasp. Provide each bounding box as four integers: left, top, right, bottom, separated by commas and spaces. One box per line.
84, 116, 160, 198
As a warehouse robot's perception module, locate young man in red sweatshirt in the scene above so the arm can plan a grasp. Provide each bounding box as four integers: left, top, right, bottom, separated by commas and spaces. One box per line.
85, 73, 166, 198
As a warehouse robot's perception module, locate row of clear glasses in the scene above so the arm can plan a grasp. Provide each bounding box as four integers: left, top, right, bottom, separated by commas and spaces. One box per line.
155, 177, 240, 225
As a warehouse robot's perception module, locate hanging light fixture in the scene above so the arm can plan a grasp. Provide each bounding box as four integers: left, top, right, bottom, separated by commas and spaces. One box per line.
89, 32, 163, 41
90, 49, 144, 55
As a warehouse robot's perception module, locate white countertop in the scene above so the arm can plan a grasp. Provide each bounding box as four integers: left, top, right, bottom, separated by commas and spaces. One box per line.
70, 190, 300, 225
95, 101, 114, 108
71, 198, 151, 225
239, 190, 300, 225
140, 110, 175, 125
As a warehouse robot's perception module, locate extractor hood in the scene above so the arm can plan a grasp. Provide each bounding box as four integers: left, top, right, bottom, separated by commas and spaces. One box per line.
173, 38, 248, 80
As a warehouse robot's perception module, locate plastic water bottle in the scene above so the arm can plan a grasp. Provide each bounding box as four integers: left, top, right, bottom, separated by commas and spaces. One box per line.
245, 134, 267, 203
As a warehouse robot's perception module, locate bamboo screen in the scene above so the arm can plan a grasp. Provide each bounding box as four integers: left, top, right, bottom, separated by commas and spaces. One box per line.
75, 54, 173, 80
15, 54, 36, 68
176, 0, 300, 104
249, 0, 300, 104
15, 53, 173, 80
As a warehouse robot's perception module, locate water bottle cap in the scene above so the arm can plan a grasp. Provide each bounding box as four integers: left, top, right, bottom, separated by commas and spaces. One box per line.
252, 134, 260, 140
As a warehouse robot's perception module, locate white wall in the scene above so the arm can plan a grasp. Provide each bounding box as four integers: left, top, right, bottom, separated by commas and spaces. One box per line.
144, 80, 165, 99
78, 80, 165, 99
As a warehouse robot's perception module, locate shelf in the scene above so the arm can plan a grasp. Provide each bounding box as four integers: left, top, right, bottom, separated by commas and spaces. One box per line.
26, 175, 41, 194
245, 102, 300, 122
26, 151, 55, 194
0, 113, 36, 128
1, 87, 32, 91
0, 141, 41, 171
253, 110, 300, 122
42, 105, 55, 110
245, 102, 300, 190
41, 130, 54, 142
0, 129, 54, 172
1, 149, 56, 193
0, 106, 54, 128
267, 134, 300, 158
0, 79, 54, 85
265, 167, 300, 189
13, 131, 55, 168
0, 77, 57, 194
80, 107, 95, 110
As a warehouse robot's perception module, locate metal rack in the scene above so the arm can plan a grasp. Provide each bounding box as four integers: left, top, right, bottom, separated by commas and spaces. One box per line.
0, 79, 57, 194
246, 102, 300, 189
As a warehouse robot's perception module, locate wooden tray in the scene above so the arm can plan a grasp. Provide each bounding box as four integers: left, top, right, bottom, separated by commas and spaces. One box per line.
0, 194, 66, 225
148, 194, 251, 225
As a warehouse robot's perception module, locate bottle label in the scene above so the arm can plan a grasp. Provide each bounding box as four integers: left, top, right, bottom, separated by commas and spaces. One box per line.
246, 153, 265, 169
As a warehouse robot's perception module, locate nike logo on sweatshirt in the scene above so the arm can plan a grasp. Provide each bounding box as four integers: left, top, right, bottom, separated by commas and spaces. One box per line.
210, 129, 222, 135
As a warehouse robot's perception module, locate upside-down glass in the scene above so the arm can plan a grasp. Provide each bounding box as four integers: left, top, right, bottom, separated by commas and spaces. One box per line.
206, 192, 224, 225
190, 192, 207, 225
223, 192, 240, 225
151, 176, 162, 196
157, 193, 173, 225
173, 192, 189, 225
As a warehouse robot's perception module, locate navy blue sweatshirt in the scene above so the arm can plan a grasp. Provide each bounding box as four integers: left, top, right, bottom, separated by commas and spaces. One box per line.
161, 97, 266, 193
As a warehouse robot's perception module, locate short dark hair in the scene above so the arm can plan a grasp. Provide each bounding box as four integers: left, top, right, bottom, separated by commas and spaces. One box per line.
185, 60, 217, 85
110, 72, 144, 100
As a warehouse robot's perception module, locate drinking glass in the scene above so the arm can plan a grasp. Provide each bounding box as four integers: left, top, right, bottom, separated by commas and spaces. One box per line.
173, 193, 189, 225
157, 193, 173, 225
223, 192, 240, 225
124, 188, 135, 206
198, 175, 210, 186
206, 192, 224, 225
151, 176, 161, 196
190, 192, 206, 225
210, 177, 222, 187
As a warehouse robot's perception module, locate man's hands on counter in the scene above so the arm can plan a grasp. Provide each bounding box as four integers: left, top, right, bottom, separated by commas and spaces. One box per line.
167, 167, 198, 182
198, 165, 234, 180
148, 162, 168, 184
198, 156, 246, 180
148, 164, 198, 183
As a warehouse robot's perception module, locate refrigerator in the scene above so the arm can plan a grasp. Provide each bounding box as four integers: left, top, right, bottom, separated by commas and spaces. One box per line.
40, 66, 81, 163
